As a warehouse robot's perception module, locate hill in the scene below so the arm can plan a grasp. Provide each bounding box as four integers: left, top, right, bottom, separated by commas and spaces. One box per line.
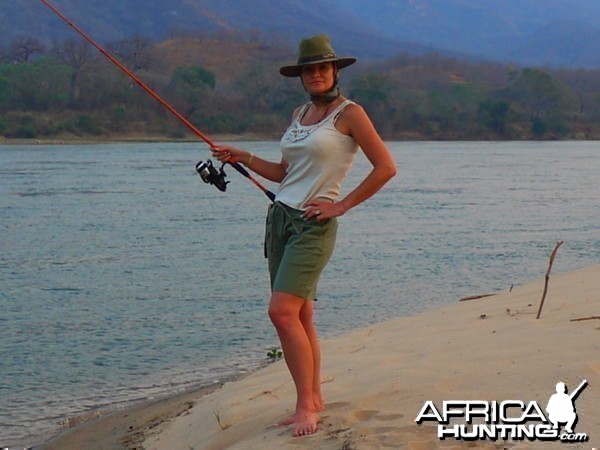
345, 0, 600, 67
5, 0, 600, 68
2, 29, 600, 142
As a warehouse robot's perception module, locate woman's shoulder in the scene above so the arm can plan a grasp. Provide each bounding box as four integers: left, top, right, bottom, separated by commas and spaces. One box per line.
336, 99, 370, 128
291, 103, 311, 121
334, 98, 382, 138
340, 99, 364, 115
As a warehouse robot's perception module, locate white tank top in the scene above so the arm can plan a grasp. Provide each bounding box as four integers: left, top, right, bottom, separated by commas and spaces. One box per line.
276, 100, 359, 210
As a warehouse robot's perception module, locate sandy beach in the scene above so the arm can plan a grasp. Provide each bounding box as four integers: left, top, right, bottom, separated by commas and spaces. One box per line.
44, 264, 599, 449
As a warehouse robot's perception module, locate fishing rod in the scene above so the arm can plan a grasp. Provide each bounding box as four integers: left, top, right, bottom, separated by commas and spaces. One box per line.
40, 0, 276, 202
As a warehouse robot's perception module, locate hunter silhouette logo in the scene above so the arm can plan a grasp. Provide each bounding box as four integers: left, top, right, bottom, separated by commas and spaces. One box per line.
415, 379, 589, 443
546, 380, 587, 434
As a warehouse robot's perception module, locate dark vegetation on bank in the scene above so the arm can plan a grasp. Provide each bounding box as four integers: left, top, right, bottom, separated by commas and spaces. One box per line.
2, 31, 600, 142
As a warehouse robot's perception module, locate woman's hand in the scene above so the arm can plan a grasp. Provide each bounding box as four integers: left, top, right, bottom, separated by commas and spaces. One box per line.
302, 199, 348, 221
211, 145, 250, 165
211, 145, 287, 183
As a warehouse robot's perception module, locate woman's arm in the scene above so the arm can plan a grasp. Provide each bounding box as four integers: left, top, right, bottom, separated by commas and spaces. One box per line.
211, 145, 288, 184
211, 106, 304, 184
304, 103, 396, 220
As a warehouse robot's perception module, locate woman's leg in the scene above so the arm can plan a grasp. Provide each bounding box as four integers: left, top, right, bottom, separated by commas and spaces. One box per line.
299, 300, 324, 412
269, 290, 319, 436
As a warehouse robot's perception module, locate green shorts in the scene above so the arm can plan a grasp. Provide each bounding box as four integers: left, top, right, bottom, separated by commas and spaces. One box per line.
265, 201, 337, 300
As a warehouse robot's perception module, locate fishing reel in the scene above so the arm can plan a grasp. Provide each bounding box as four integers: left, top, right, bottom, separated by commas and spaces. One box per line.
195, 159, 229, 192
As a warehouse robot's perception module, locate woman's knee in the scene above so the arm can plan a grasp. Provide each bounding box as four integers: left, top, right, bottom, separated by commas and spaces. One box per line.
268, 291, 304, 329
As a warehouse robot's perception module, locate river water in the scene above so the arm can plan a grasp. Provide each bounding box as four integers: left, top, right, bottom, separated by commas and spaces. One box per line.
1, 140, 598, 446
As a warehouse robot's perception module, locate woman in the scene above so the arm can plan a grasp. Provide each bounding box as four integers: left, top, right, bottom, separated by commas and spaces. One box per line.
212, 34, 396, 436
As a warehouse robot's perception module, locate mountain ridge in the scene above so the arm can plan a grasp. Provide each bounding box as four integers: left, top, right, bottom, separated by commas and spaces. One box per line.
5, 0, 600, 68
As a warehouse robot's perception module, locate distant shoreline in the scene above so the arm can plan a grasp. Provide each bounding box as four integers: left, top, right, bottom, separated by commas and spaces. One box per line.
0, 132, 282, 146
2, 133, 600, 146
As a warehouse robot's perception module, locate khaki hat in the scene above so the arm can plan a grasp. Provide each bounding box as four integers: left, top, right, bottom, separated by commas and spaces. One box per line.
279, 35, 357, 77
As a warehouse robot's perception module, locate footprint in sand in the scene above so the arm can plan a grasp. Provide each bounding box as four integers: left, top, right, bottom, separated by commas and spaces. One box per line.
373, 413, 404, 421
352, 409, 380, 421
326, 401, 352, 409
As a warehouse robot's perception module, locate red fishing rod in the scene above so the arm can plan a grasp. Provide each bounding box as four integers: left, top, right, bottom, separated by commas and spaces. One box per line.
40, 0, 275, 202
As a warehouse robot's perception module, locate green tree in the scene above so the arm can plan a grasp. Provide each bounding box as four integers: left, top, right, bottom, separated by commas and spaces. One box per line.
172, 66, 216, 90
235, 64, 281, 113
448, 82, 485, 133
0, 75, 12, 111
393, 91, 428, 133
6, 114, 38, 138
509, 69, 562, 120
0, 58, 71, 110
350, 75, 396, 135
426, 89, 455, 132
53, 39, 94, 106
169, 65, 216, 118
506, 68, 578, 137
478, 99, 511, 135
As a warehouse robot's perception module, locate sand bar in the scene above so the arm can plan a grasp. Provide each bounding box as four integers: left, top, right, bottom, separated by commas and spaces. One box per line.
45, 264, 599, 449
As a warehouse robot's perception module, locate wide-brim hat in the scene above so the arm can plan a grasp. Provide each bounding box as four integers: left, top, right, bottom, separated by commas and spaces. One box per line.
279, 34, 357, 77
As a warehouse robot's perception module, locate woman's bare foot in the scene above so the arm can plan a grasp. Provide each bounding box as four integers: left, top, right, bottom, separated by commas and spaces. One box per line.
293, 409, 319, 436
275, 396, 325, 427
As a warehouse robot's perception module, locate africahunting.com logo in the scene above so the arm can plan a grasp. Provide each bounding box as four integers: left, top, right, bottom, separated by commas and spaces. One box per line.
415, 380, 589, 443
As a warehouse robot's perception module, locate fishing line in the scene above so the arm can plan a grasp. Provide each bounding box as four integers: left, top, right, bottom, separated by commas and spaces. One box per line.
40, 0, 276, 202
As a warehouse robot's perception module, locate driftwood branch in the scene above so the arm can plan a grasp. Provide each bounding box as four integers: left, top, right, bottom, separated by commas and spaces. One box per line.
459, 293, 497, 302
536, 240, 564, 319
570, 316, 600, 322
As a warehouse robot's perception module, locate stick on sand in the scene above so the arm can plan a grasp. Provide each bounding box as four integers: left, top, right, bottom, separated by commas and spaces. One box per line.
536, 240, 563, 319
